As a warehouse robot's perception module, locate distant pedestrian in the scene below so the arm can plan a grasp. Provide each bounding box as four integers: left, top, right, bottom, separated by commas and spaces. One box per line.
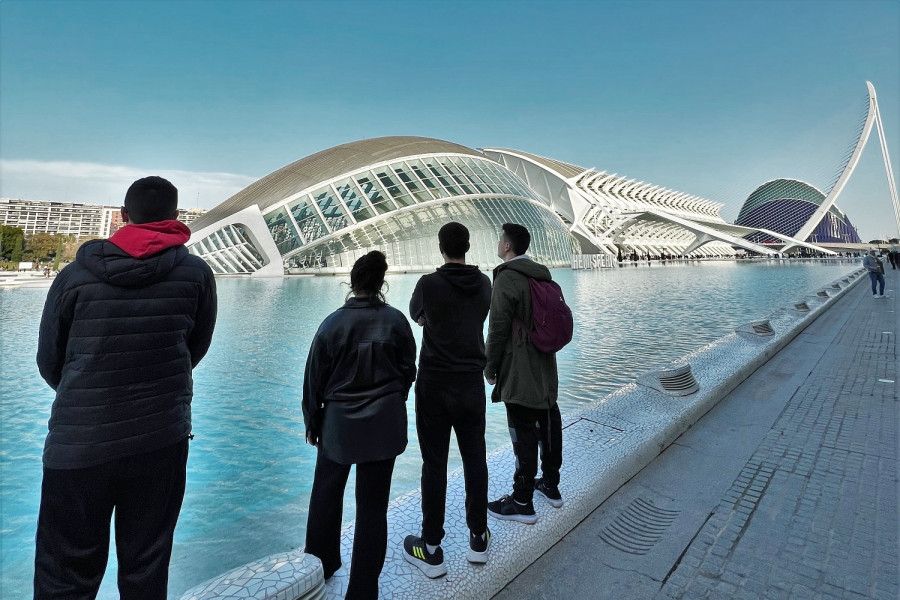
34, 176, 218, 599
303, 251, 416, 599
484, 223, 565, 525
402, 222, 493, 578
863, 249, 885, 298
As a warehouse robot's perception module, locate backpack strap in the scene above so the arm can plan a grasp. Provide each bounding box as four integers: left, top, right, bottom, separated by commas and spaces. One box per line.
510, 275, 533, 346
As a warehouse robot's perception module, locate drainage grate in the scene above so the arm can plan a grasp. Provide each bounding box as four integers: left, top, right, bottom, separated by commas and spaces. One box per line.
600, 497, 682, 555
794, 302, 810, 311
637, 364, 699, 396
817, 290, 830, 297
660, 371, 697, 393
842, 278, 850, 284
831, 283, 841, 289
736, 319, 775, 338
752, 322, 775, 335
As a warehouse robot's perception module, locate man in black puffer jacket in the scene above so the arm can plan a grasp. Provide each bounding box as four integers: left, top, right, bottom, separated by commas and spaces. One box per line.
35, 176, 217, 600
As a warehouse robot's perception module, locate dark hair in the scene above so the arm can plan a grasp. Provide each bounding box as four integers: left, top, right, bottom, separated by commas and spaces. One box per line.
349, 251, 388, 303
124, 176, 178, 224
438, 221, 470, 259
501, 223, 531, 256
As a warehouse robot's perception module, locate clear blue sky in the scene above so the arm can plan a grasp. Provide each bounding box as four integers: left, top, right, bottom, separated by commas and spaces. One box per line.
1, 0, 898, 240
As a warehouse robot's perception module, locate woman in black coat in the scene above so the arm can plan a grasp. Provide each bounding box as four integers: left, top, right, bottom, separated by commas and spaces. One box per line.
303, 251, 416, 599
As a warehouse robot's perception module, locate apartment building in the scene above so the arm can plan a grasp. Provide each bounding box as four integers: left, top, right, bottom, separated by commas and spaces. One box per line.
1, 198, 206, 238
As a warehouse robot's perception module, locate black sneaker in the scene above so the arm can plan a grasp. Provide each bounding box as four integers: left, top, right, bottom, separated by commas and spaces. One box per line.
535, 478, 564, 508
402, 535, 447, 578
467, 527, 491, 564
487, 495, 538, 524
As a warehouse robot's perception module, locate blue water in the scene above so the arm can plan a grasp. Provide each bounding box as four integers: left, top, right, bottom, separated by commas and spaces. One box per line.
0, 259, 859, 598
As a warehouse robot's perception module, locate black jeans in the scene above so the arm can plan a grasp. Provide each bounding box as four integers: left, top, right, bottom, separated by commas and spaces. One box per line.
415, 376, 488, 545
305, 452, 395, 600
34, 439, 189, 600
505, 402, 563, 503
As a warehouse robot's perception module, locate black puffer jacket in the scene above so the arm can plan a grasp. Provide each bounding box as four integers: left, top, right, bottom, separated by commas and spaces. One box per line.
37, 238, 217, 469
302, 297, 416, 465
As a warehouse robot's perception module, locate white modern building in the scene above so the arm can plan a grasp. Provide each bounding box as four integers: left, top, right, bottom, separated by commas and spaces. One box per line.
188, 136, 791, 277
187, 137, 578, 276
483, 149, 781, 260
186, 84, 897, 276
734, 178, 862, 245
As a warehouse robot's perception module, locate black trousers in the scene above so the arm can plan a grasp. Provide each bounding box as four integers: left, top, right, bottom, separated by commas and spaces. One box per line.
415, 376, 488, 546
305, 452, 395, 600
505, 402, 563, 503
34, 439, 189, 600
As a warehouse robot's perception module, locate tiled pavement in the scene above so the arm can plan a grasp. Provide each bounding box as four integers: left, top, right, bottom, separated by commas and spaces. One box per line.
656, 284, 898, 600
497, 273, 898, 600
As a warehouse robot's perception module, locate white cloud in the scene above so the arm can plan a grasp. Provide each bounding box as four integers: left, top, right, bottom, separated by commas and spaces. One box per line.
0, 160, 257, 210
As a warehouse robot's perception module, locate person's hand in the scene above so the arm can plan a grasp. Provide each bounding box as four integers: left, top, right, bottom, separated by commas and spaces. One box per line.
486, 376, 496, 385
306, 431, 319, 447
417, 316, 425, 326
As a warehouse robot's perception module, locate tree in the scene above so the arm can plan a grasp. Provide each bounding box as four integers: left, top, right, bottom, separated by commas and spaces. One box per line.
60, 235, 85, 264
25, 233, 60, 263
52, 236, 65, 270
1, 225, 25, 262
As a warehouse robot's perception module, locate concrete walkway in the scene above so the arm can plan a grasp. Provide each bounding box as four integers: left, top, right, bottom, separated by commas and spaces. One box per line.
494, 273, 898, 600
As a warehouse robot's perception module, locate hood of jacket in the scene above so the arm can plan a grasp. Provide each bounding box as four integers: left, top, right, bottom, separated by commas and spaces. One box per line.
108, 220, 191, 258
77, 221, 190, 288
435, 263, 488, 295
493, 256, 552, 282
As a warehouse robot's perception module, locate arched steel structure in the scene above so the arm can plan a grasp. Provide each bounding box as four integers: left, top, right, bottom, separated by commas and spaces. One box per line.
782, 81, 899, 251
187, 137, 578, 275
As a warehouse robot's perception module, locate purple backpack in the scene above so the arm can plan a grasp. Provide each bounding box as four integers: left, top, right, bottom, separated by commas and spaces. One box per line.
524, 278, 573, 353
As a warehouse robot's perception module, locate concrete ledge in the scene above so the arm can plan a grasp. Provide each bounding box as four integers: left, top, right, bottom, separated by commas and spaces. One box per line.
184, 267, 864, 600
179, 549, 323, 600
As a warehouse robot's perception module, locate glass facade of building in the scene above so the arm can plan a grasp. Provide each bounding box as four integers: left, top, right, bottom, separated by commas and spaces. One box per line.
284, 196, 576, 272
736, 179, 862, 244
189, 147, 578, 275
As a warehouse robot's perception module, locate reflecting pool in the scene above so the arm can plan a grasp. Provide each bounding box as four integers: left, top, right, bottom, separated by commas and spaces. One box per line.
0, 259, 858, 598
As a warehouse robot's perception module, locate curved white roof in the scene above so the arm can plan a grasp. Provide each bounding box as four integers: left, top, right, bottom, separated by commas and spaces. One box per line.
190, 136, 482, 232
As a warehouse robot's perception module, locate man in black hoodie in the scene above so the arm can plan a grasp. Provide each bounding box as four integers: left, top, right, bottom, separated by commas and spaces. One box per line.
35, 176, 217, 599
402, 222, 492, 578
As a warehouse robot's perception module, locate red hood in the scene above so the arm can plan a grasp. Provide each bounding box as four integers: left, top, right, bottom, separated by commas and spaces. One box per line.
108, 220, 191, 258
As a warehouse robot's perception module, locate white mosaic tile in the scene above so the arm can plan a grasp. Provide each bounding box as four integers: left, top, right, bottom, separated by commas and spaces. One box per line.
178, 548, 323, 600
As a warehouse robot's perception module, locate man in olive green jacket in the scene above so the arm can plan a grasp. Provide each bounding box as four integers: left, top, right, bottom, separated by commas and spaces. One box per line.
484, 223, 563, 524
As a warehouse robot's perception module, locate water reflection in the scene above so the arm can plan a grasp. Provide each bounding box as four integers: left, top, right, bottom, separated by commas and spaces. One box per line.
0, 260, 858, 598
